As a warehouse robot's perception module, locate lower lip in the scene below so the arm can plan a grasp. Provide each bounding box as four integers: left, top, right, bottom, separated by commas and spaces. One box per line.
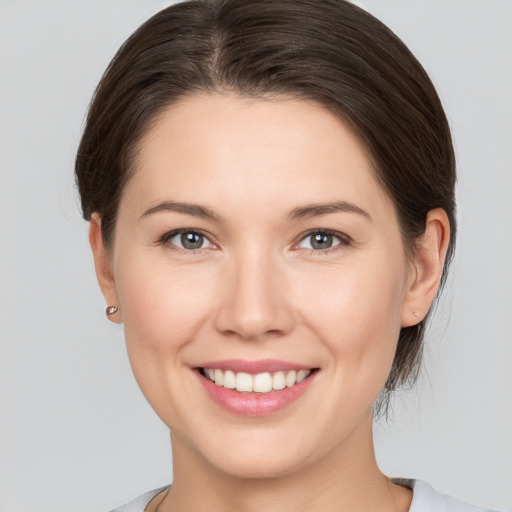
196, 370, 317, 417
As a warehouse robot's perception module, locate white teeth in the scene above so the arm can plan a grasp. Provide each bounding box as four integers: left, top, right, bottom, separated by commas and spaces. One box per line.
223, 370, 236, 389
296, 369, 310, 383
272, 371, 286, 390
214, 369, 224, 386
235, 372, 253, 392
203, 368, 313, 393
253, 372, 273, 393
285, 370, 297, 387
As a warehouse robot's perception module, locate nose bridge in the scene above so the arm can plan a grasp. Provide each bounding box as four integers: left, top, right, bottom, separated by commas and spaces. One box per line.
214, 241, 294, 340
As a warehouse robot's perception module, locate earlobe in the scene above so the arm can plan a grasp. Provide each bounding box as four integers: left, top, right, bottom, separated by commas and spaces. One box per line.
89, 214, 122, 324
401, 208, 451, 327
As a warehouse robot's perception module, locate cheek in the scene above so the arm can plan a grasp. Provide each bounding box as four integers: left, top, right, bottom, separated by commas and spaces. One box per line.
112, 249, 217, 396
118, 260, 215, 348
296, 254, 406, 379
112, 253, 221, 427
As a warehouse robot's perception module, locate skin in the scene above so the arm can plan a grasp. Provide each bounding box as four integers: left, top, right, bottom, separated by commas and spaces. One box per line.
90, 93, 450, 512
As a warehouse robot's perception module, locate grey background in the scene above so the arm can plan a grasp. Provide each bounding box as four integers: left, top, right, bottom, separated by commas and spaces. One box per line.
0, 1, 511, 511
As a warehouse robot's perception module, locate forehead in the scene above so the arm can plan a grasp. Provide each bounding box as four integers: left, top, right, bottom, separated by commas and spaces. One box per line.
124, 93, 393, 222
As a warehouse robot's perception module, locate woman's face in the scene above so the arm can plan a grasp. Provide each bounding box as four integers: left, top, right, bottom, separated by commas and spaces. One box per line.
100, 93, 417, 477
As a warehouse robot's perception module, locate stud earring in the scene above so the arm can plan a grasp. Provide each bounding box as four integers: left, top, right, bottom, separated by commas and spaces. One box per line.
106, 306, 118, 317
412, 311, 420, 317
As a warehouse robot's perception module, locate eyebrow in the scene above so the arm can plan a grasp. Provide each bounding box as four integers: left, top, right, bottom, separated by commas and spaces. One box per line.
140, 201, 223, 222
287, 201, 371, 221
140, 200, 371, 223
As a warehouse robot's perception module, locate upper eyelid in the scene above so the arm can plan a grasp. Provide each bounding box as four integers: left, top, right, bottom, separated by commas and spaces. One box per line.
300, 228, 349, 239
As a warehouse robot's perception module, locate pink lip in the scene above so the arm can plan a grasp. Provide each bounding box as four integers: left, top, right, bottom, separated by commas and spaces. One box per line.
196, 359, 312, 374
194, 363, 317, 417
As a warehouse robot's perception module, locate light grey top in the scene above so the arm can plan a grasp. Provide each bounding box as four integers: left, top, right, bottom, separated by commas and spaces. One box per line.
110, 479, 499, 512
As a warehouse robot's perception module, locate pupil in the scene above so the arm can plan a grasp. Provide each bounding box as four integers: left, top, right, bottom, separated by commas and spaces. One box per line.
311, 233, 332, 249
181, 232, 203, 249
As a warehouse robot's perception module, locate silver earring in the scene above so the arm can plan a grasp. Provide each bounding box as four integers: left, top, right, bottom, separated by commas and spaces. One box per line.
106, 306, 118, 317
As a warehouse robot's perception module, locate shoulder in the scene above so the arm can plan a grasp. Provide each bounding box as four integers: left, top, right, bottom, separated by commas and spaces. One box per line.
108, 486, 169, 512
109, 481, 501, 512
394, 479, 501, 512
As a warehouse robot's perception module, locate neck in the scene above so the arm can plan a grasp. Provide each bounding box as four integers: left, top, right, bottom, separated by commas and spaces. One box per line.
155, 415, 411, 512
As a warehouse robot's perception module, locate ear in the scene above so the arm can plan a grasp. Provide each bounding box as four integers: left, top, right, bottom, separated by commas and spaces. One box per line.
401, 208, 451, 327
89, 213, 122, 323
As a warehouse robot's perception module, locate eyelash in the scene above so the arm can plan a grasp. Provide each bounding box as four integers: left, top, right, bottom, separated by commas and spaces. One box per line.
158, 228, 351, 256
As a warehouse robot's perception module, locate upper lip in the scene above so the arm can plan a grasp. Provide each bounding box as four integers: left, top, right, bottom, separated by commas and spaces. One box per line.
195, 359, 314, 374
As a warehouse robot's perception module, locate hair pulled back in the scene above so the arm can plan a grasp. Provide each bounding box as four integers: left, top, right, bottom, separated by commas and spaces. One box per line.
75, 0, 456, 414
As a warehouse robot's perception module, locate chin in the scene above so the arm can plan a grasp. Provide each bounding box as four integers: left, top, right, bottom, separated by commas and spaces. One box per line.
187, 426, 319, 480
209, 449, 309, 480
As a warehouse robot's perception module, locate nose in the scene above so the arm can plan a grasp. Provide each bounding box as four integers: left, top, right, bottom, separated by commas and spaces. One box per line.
214, 247, 295, 341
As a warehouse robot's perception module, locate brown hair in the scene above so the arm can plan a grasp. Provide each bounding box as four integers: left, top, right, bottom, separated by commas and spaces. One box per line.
75, 0, 456, 414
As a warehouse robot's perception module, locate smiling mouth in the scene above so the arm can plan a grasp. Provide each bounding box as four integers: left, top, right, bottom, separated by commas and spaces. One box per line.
199, 368, 317, 394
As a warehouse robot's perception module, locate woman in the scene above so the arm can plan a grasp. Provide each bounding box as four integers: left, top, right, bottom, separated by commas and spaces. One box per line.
75, 1, 498, 511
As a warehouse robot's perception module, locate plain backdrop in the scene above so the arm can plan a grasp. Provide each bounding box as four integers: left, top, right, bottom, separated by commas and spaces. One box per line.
0, 1, 511, 511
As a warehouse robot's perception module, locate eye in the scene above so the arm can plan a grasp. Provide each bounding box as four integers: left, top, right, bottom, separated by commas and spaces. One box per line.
296, 230, 350, 253
160, 229, 216, 252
